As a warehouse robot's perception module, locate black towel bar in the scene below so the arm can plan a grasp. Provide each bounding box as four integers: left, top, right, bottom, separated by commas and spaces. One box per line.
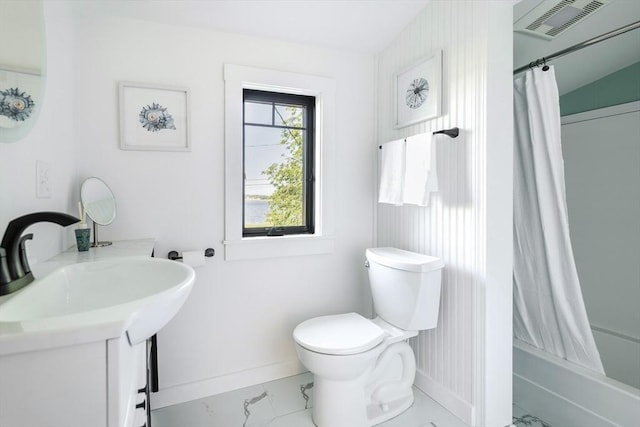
432, 127, 459, 138
378, 127, 459, 149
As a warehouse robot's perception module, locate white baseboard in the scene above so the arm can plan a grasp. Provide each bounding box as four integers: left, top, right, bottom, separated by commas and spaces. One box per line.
150, 359, 305, 410
414, 369, 474, 425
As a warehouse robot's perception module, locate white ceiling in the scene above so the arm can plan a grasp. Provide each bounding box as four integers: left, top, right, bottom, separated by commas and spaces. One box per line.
514, 0, 640, 94
81, 0, 430, 53
78, 0, 639, 95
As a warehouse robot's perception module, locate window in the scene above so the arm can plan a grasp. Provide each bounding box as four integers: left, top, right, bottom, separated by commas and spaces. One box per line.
243, 90, 315, 237
223, 64, 336, 260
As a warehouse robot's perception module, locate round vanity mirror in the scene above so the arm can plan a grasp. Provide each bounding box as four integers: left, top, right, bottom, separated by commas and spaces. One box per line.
81, 177, 116, 247
0, 0, 45, 143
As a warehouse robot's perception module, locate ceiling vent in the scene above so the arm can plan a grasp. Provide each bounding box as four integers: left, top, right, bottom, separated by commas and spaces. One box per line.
515, 0, 613, 40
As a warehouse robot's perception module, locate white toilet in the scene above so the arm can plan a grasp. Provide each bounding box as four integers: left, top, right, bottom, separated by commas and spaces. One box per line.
293, 247, 444, 427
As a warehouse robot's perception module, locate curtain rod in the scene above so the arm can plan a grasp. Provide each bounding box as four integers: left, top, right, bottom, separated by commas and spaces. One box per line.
513, 20, 640, 75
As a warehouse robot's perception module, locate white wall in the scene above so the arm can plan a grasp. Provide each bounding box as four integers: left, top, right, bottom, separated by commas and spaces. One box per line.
69, 11, 377, 406
376, 1, 513, 425
562, 103, 640, 389
0, 2, 78, 281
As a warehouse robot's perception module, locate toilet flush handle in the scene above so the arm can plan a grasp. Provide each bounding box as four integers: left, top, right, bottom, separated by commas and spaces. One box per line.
364, 259, 370, 268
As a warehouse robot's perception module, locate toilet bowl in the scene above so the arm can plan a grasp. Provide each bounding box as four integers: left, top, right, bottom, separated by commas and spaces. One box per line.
293, 247, 444, 427
294, 313, 418, 427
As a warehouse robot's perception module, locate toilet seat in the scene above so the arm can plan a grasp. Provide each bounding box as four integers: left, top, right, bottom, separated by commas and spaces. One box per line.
293, 313, 385, 355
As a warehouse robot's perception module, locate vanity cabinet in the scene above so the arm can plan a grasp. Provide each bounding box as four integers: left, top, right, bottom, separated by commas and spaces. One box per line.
0, 336, 147, 427
108, 335, 149, 427
0, 340, 108, 426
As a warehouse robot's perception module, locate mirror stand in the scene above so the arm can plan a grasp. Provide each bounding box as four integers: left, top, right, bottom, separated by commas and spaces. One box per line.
81, 176, 116, 246
91, 221, 112, 248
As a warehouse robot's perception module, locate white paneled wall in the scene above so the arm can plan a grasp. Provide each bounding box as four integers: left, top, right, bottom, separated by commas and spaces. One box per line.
376, 1, 513, 425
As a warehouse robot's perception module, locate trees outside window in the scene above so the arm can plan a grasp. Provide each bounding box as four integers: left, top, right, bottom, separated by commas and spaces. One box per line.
243, 90, 315, 237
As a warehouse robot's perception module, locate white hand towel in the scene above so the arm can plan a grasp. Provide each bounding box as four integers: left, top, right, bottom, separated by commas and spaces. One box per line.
378, 138, 406, 205
403, 133, 438, 206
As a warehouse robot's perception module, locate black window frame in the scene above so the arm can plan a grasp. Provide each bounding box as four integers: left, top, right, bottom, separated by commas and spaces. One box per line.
242, 89, 315, 237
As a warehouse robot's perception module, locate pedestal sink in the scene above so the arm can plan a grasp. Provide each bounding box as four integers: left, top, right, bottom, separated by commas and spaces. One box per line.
0, 243, 195, 427
0, 256, 195, 354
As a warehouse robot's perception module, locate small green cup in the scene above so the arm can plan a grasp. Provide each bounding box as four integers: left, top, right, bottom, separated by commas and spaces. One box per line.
75, 228, 91, 252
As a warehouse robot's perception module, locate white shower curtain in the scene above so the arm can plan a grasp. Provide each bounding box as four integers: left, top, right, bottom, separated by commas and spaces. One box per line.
513, 66, 604, 374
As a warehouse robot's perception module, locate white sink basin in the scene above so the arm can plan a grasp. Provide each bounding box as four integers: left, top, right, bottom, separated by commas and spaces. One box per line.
0, 257, 195, 353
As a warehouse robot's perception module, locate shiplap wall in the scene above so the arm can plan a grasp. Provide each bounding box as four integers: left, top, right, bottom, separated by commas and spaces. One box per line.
376, 1, 513, 425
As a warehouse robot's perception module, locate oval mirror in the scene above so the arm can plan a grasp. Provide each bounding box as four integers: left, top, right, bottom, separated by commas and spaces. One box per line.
81, 177, 116, 226
0, 0, 45, 143
81, 177, 116, 248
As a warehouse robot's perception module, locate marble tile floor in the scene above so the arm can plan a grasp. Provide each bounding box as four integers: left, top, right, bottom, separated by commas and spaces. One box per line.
512, 405, 552, 427
151, 372, 470, 427
152, 372, 552, 427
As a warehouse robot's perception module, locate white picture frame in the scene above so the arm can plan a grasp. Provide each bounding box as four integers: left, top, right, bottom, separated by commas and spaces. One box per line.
119, 82, 190, 151
394, 50, 442, 129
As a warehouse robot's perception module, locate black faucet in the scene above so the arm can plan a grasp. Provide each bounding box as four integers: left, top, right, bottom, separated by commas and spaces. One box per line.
0, 211, 79, 295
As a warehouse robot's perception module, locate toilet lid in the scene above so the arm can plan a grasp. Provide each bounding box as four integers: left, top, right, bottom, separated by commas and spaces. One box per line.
293, 313, 385, 355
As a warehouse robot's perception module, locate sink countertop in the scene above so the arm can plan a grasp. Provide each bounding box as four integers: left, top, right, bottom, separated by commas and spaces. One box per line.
31, 238, 156, 278
0, 238, 158, 356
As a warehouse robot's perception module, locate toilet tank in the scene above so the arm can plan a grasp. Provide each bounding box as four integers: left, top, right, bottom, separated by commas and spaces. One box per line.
365, 247, 444, 331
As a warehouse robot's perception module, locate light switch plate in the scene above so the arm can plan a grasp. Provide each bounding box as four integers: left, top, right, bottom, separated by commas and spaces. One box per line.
36, 160, 51, 198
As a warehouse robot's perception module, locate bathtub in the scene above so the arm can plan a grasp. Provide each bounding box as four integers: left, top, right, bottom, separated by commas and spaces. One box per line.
513, 339, 640, 427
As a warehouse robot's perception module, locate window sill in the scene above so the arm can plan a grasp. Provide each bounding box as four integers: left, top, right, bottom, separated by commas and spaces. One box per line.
222, 234, 335, 261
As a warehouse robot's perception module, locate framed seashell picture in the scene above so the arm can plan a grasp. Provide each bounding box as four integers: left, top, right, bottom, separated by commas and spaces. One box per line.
119, 82, 190, 151
394, 50, 442, 129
